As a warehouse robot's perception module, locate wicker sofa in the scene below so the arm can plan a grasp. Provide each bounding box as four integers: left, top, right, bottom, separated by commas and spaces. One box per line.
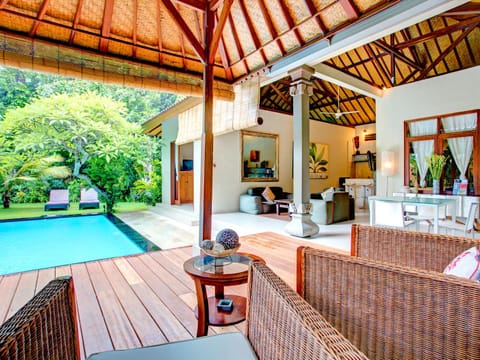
0, 264, 367, 360
296, 224, 480, 360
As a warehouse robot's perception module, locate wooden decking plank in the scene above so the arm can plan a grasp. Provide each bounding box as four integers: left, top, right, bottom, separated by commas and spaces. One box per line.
85, 260, 142, 350
70, 263, 112, 358
0, 274, 20, 323
36, 267, 56, 294
100, 258, 167, 347
138, 253, 191, 296
6, 271, 37, 319
149, 251, 196, 292
122, 256, 194, 341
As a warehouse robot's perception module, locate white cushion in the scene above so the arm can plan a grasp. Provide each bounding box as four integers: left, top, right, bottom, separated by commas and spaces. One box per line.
443, 246, 480, 280
321, 187, 335, 201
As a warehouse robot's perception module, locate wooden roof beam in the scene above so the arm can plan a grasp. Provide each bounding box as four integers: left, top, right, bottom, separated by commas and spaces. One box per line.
214, 12, 233, 81
304, 0, 328, 35
312, 63, 383, 99
258, 0, 286, 55
277, 0, 304, 46
402, 22, 477, 83
29, 0, 51, 38
209, 0, 233, 64
339, 0, 359, 21
156, 0, 164, 64
161, 0, 206, 62
99, 0, 114, 53
173, 0, 206, 11
270, 84, 292, 106
228, 12, 249, 74
132, 0, 138, 58
373, 39, 423, 70
68, 0, 83, 44
238, 0, 268, 64
396, 15, 480, 49
364, 43, 393, 85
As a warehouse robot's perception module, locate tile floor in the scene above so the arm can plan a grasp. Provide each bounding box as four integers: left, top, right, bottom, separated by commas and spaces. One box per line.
116, 204, 371, 253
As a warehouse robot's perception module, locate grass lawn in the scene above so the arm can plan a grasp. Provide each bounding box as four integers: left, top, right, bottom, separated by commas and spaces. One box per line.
0, 202, 150, 221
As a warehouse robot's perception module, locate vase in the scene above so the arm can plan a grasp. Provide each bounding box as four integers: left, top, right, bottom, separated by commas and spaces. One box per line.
432, 179, 440, 194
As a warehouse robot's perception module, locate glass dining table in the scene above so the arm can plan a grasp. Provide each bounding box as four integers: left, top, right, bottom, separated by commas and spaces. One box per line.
368, 195, 457, 233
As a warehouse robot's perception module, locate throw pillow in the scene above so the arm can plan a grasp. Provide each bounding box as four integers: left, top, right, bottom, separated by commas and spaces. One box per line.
321, 187, 335, 201
262, 186, 276, 202
443, 246, 480, 280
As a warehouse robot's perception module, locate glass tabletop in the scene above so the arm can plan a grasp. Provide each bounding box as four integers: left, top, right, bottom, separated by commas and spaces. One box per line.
193, 254, 254, 275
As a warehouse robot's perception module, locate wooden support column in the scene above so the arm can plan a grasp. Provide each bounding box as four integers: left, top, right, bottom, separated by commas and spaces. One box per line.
285, 65, 319, 238
199, 5, 215, 242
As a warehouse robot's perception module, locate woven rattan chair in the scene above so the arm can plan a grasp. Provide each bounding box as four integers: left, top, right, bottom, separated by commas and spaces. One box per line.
297, 246, 480, 360
351, 223, 480, 272
0, 277, 80, 360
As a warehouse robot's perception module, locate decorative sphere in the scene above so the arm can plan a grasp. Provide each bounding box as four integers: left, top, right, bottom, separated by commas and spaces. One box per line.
216, 228, 239, 250
200, 240, 214, 250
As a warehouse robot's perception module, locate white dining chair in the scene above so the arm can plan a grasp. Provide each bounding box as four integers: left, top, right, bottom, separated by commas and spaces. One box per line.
435, 202, 479, 238
373, 200, 416, 229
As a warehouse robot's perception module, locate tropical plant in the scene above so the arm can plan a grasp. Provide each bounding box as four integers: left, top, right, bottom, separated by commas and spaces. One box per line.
309, 143, 328, 174
1, 92, 149, 212
0, 151, 70, 208
426, 154, 446, 180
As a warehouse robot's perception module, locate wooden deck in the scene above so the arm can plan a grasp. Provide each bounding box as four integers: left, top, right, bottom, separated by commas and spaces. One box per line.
0, 232, 347, 359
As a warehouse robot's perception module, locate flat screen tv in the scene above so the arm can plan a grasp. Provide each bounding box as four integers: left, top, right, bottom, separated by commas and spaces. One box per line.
182, 159, 193, 171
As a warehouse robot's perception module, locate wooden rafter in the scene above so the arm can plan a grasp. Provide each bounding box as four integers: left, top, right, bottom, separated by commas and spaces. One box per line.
173, 0, 206, 11
258, 0, 285, 55
271, 84, 291, 106
227, 12, 249, 73
156, 0, 164, 64
29, 0, 51, 38
214, 13, 233, 81
209, 0, 233, 64
68, 0, 83, 44
99, 0, 114, 53
365, 43, 394, 85
132, 0, 138, 58
304, 0, 328, 35
277, 0, 304, 46
161, 0, 205, 62
238, 0, 267, 64
372, 40, 423, 70
396, 16, 480, 50
403, 22, 477, 83
339, 0, 359, 21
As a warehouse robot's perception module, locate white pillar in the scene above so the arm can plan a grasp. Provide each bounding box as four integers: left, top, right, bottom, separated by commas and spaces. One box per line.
284, 66, 319, 238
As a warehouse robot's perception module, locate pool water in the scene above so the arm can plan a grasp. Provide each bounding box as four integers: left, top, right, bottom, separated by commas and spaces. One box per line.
0, 215, 154, 275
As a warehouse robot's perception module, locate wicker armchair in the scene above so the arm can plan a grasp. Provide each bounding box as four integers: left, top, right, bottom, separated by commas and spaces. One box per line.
0, 277, 80, 360
350, 223, 480, 272
297, 246, 480, 360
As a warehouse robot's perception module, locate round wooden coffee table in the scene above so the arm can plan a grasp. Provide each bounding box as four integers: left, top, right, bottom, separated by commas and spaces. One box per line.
183, 252, 264, 337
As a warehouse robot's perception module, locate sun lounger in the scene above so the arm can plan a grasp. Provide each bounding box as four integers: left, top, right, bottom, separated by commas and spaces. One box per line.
44, 189, 70, 210
79, 188, 100, 209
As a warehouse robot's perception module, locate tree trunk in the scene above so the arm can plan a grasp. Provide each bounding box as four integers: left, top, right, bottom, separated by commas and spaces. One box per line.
2, 192, 10, 208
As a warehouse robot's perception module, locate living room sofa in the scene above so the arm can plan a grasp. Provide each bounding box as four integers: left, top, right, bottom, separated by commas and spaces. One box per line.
239, 186, 291, 215
310, 191, 354, 225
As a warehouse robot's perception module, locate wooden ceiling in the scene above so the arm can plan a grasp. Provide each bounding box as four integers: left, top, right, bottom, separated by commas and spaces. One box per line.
0, 1, 478, 126
260, 1, 480, 126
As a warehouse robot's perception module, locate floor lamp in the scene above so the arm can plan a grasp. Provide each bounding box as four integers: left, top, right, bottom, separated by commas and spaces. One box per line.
381, 150, 395, 196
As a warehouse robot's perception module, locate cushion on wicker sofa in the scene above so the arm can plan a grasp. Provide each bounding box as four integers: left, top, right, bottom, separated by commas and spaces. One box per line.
443, 246, 480, 280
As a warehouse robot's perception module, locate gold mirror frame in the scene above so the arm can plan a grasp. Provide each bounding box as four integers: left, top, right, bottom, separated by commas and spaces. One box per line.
241, 130, 279, 182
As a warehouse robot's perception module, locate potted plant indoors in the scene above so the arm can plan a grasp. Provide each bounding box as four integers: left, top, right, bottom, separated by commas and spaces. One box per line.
426, 154, 446, 194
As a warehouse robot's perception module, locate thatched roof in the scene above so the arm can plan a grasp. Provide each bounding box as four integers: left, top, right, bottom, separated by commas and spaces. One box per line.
0, 0, 478, 126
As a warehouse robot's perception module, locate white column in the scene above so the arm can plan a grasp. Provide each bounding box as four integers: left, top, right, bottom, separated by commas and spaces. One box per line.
284, 66, 319, 238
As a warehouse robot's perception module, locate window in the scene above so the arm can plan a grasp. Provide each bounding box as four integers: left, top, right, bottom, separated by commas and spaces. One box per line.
404, 110, 480, 195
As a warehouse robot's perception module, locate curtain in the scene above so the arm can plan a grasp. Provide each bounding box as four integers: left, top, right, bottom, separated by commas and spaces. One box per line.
409, 120, 436, 187
176, 78, 259, 144
441, 114, 477, 180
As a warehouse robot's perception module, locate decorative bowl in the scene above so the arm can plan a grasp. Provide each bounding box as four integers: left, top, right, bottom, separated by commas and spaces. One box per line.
202, 244, 240, 258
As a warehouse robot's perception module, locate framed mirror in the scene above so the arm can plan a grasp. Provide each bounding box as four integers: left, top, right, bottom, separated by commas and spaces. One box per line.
241, 130, 279, 182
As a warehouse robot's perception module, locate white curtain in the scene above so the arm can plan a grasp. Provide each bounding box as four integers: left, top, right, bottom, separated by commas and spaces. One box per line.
176, 78, 259, 144
441, 114, 477, 180
409, 119, 436, 187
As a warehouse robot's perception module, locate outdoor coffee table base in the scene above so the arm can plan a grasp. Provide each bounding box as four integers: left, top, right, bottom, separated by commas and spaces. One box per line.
194, 294, 246, 326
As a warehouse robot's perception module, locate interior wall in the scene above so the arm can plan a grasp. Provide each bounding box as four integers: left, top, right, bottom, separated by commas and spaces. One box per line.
376, 65, 480, 196
310, 121, 355, 193
161, 116, 179, 205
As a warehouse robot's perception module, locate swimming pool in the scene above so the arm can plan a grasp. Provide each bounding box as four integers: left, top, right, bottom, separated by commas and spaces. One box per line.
0, 215, 159, 275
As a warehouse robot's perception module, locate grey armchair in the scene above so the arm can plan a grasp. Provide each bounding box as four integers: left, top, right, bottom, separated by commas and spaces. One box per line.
310, 191, 354, 225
